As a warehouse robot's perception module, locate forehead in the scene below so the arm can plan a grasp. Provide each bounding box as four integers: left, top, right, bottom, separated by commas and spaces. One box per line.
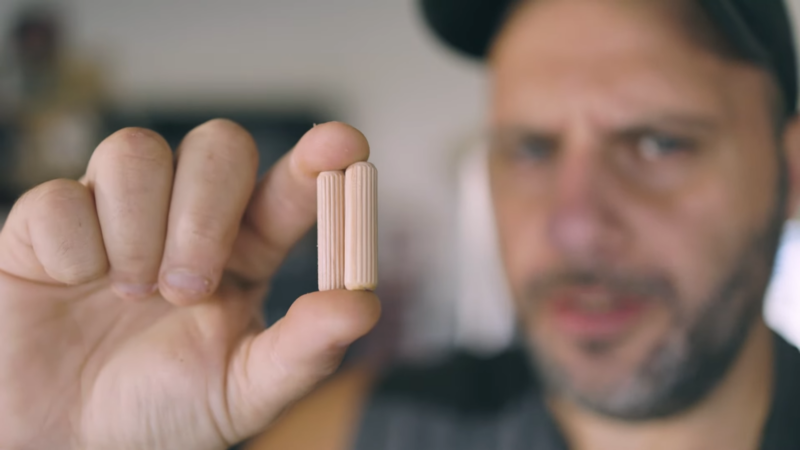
489, 0, 771, 129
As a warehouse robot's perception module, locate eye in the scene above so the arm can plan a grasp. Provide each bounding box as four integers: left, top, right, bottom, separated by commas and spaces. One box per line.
515, 135, 555, 162
638, 133, 694, 161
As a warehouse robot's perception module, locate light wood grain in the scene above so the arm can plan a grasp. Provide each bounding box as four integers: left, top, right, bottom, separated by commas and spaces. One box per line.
344, 162, 378, 291
317, 171, 345, 291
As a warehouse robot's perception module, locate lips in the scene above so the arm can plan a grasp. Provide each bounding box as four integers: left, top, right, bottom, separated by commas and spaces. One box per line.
548, 287, 649, 340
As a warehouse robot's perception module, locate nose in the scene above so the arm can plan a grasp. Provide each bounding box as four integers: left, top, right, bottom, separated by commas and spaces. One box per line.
547, 144, 625, 266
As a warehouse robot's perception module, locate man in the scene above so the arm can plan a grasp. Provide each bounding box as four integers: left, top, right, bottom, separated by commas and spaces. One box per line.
0, 0, 797, 449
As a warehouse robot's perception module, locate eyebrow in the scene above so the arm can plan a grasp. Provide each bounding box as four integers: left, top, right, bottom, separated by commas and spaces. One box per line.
493, 113, 720, 137
491, 111, 724, 144
624, 113, 721, 134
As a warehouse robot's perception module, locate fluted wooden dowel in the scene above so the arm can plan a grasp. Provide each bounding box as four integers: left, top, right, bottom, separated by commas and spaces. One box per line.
345, 162, 378, 291
317, 171, 345, 291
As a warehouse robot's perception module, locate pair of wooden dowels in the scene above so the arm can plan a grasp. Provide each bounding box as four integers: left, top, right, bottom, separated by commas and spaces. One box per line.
317, 162, 378, 292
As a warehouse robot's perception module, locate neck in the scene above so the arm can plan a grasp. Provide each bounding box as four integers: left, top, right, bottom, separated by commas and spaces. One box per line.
549, 319, 775, 450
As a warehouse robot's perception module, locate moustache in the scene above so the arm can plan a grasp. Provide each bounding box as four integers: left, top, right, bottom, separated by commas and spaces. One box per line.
522, 269, 677, 307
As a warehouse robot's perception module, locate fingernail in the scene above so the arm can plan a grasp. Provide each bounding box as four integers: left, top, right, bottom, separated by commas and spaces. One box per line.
113, 282, 158, 299
163, 270, 211, 295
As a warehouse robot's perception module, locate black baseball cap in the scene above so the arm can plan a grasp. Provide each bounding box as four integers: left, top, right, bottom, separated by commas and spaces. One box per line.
420, 0, 798, 115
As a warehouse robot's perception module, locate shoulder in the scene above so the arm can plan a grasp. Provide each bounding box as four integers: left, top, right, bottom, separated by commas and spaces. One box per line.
245, 348, 535, 450
352, 349, 555, 450
374, 348, 535, 414
761, 331, 800, 450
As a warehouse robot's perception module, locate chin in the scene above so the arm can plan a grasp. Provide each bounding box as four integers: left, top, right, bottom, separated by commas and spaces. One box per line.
534, 334, 657, 391
523, 309, 687, 414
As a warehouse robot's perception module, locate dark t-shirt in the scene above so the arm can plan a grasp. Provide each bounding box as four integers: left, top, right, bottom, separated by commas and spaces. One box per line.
353, 332, 800, 450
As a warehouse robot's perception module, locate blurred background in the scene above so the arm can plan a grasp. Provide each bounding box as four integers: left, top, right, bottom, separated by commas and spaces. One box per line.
0, 0, 799, 365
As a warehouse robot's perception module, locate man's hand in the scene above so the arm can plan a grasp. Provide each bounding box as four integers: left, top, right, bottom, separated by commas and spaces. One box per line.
0, 120, 381, 450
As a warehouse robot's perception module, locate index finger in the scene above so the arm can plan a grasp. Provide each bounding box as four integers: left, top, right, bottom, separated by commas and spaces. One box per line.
226, 122, 370, 283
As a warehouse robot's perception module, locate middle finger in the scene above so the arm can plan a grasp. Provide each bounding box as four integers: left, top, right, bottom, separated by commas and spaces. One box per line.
158, 119, 259, 306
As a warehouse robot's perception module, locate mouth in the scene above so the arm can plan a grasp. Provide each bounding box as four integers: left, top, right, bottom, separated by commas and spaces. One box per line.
546, 287, 652, 341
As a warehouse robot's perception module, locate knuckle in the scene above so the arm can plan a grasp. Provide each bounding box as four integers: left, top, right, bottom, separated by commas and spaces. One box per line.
111, 244, 157, 268
192, 118, 248, 142
57, 253, 106, 285
92, 127, 172, 173
113, 126, 167, 147
181, 211, 233, 246
24, 178, 89, 214
185, 118, 258, 165
20, 180, 107, 284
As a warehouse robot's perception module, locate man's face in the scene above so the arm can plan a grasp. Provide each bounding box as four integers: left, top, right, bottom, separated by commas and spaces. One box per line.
489, 0, 793, 418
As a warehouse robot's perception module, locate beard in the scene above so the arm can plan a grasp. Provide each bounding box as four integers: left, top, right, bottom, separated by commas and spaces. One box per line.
521, 178, 787, 420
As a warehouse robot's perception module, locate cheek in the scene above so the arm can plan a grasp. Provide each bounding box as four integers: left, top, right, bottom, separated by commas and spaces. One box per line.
491, 180, 553, 301
631, 181, 772, 316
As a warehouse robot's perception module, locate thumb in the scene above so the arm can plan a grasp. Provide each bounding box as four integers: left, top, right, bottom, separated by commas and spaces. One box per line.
226, 289, 381, 440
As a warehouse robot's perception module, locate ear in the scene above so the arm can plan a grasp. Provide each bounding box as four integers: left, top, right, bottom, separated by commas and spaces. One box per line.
782, 115, 800, 220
